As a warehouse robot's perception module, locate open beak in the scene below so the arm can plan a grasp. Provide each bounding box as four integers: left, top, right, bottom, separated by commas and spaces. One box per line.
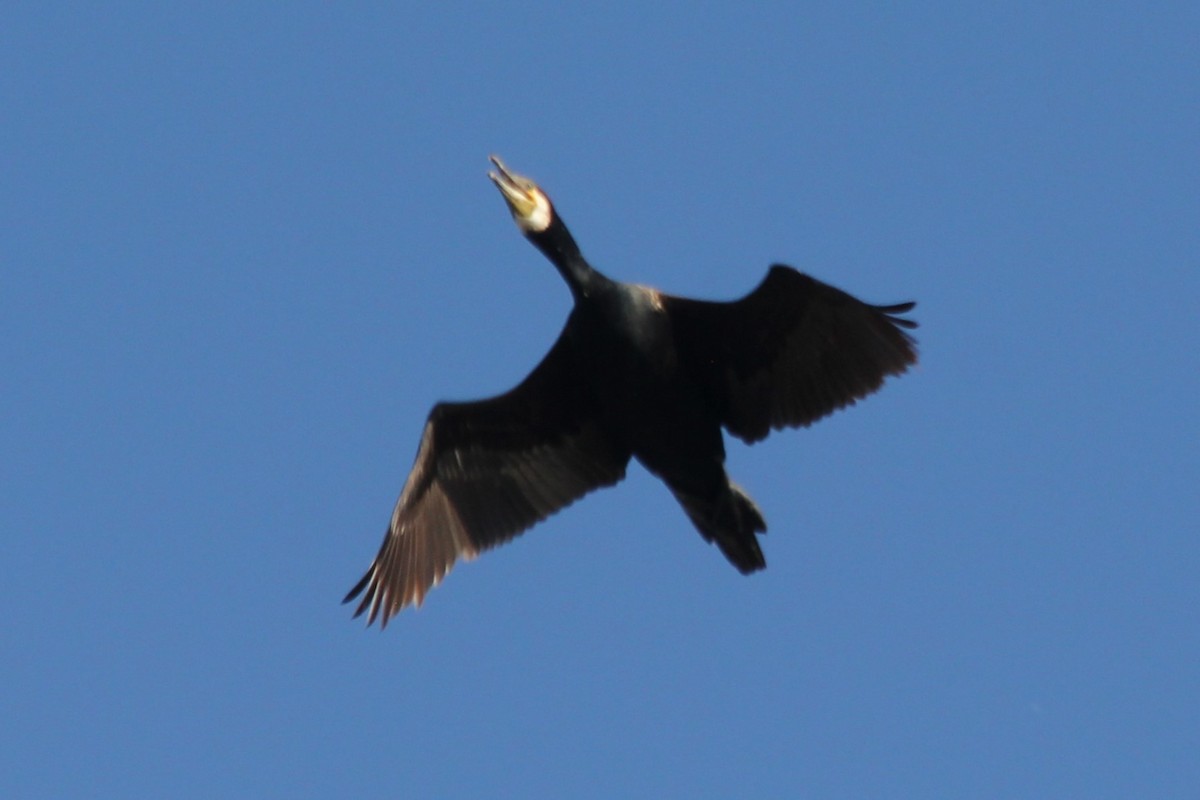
488, 155, 539, 219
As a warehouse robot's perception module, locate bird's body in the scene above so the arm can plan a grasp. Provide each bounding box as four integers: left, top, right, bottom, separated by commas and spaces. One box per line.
566, 278, 766, 570
572, 283, 696, 462
345, 157, 917, 625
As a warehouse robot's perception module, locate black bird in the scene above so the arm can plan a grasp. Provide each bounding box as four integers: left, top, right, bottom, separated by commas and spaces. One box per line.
345, 156, 917, 626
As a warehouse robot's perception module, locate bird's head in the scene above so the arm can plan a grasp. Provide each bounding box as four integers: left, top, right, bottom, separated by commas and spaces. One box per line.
488, 155, 554, 234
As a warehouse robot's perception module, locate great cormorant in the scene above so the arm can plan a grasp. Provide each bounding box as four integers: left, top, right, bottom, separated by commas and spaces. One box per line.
344, 156, 917, 626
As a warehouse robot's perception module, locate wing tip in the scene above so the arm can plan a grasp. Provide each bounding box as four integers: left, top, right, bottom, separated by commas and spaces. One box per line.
344, 555, 452, 629
342, 569, 372, 606
874, 300, 919, 330
343, 572, 385, 627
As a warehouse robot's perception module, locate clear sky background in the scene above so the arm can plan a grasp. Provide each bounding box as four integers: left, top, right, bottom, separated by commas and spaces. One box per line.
3, 4, 1197, 797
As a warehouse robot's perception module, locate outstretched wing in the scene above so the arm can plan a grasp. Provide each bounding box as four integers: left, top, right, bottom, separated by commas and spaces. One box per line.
344, 326, 630, 626
663, 264, 918, 444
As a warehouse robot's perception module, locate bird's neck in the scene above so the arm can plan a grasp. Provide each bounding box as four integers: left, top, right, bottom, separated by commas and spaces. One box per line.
530, 218, 603, 300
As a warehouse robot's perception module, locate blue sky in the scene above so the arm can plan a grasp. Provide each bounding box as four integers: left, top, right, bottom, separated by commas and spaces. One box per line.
3, 3, 1197, 797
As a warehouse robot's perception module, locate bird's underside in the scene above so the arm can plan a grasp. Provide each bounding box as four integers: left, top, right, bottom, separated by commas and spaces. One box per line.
344, 157, 918, 627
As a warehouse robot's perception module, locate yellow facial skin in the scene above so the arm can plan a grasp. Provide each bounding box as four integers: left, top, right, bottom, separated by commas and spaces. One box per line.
488, 155, 553, 233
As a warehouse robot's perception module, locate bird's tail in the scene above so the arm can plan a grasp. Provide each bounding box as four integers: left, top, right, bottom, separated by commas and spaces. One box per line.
673, 481, 767, 574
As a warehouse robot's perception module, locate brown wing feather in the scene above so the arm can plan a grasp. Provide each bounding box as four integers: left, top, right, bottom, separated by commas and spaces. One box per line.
344, 327, 629, 626
664, 264, 918, 444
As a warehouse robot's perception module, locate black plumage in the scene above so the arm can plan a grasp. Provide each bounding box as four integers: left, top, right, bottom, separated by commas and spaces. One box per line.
344, 156, 917, 626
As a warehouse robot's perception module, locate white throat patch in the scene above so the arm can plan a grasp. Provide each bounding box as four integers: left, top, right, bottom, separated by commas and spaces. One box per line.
516, 189, 553, 233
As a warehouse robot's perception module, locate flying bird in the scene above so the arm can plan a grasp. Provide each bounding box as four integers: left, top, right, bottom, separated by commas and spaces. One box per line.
345, 156, 917, 626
